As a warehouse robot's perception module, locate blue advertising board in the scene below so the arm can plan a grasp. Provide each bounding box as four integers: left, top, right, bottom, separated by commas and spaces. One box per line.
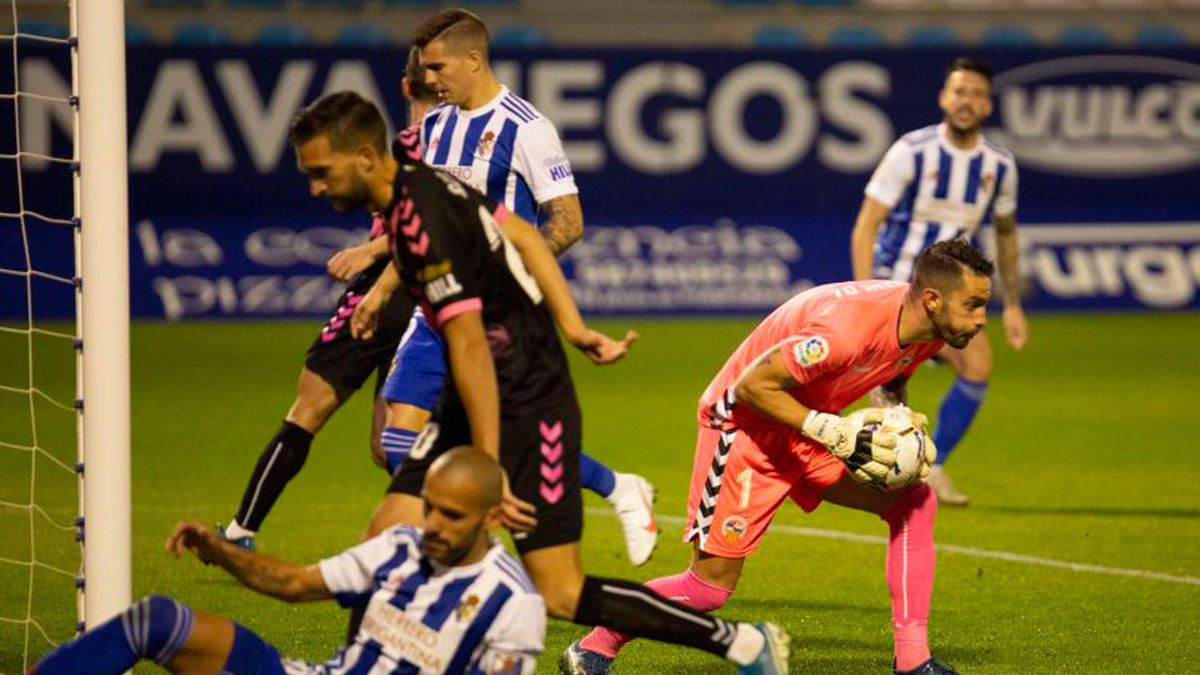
3, 46, 1199, 319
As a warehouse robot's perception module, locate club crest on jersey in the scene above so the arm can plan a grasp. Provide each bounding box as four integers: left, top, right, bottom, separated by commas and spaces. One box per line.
793, 336, 829, 368
428, 136, 440, 153
722, 515, 748, 545
476, 131, 496, 159
982, 172, 995, 192
895, 354, 915, 372
456, 594, 481, 622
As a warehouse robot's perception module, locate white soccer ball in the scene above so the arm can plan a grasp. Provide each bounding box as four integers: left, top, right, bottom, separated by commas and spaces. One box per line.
860, 406, 936, 491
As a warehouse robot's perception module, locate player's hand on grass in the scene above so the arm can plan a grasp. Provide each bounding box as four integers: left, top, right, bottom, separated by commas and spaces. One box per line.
801, 409, 899, 484
326, 243, 378, 282
165, 520, 224, 566
500, 474, 538, 533
568, 328, 638, 365
1003, 304, 1028, 352
351, 288, 384, 341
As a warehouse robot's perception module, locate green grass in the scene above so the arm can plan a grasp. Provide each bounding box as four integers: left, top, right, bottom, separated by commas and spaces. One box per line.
2, 313, 1199, 673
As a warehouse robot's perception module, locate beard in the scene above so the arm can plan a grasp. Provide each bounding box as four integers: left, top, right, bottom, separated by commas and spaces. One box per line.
327, 182, 371, 213
945, 111, 982, 136
926, 303, 976, 349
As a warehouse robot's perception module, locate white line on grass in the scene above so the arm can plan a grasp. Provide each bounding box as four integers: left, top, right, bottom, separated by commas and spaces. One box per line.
585, 508, 1200, 587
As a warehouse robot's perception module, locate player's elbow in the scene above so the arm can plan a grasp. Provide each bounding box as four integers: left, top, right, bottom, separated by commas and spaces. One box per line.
732, 378, 763, 411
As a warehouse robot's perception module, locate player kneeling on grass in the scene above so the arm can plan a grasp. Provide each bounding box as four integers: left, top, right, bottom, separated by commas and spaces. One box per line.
566, 240, 994, 675
32, 447, 547, 674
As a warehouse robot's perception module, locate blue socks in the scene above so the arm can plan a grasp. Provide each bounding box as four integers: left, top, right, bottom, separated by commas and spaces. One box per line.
932, 377, 988, 465
34, 595, 195, 674
382, 426, 420, 474
580, 453, 617, 498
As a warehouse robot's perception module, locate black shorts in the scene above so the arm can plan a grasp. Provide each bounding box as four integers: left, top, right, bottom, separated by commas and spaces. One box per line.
305, 258, 413, 392
388, 390, 583, 554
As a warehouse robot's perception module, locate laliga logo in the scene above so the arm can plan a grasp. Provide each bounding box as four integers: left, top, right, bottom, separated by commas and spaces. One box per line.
989, 56, 1200, 177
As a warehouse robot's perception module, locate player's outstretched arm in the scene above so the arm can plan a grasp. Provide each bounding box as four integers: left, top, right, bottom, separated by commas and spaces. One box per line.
850, 196, 890, 281
327, 235, 391, 282
165, 521, 331, 602
994, 213, 1028, 351
500, 213, 636, 365
351, 261, 401, 340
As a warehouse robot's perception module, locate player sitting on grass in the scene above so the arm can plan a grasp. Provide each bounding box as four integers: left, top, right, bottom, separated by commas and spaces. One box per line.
32, 447, 547, 674
567, 240, 994, 675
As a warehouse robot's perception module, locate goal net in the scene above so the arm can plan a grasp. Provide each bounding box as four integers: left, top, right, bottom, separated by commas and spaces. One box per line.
0, 1, 129, 671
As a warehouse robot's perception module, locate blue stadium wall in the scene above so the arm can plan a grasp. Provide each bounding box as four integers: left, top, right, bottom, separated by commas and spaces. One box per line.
4, 47, 1200, 319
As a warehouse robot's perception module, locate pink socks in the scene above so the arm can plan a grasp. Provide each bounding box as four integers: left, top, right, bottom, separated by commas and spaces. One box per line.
578, 568, 732, 658
882, 483, 938, 672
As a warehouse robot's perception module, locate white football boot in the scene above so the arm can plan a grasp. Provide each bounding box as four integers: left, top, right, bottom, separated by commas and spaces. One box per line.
605, 473, 659, 566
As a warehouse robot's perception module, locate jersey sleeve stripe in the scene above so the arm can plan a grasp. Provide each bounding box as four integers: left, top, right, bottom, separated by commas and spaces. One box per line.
500, 98, 533, 124
444, 585, 515, 674
435, 298, 483, 326
494, 554, 537, 593
507, 95, 539, 120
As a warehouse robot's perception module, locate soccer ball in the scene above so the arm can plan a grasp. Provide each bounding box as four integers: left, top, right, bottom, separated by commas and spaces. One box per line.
857, 406, 937, 490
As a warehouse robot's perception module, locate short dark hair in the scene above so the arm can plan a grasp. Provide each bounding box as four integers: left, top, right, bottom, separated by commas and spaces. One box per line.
413, 8, 490, 59
946, 56, 992, 85
404, 45, 440, 104
912, 239, 994, 295
287, 91, 387, 155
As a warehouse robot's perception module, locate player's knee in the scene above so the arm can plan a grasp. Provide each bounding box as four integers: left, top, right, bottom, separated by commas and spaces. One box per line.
882, 482, 937, 522
129, 594, 195, 664
691, 558, 742, 592
539, 580, 583, 620
368, 435, 387, 470
962, 357, 992, 381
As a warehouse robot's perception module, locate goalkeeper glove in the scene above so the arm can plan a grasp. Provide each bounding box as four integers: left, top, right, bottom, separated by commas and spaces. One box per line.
801, 408, 899, 484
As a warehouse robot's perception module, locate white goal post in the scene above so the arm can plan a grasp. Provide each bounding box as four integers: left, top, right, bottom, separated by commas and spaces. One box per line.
75, 0, 130, 631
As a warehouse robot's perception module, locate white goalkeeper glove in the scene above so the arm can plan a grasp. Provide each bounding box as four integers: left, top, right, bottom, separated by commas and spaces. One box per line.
801, 408, 899, 484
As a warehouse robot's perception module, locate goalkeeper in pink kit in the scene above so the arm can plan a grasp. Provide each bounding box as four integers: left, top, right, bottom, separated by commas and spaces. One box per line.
564, 240, 994, 675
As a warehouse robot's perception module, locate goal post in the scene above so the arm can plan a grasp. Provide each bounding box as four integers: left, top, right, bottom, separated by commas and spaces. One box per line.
75, 0, 130, 630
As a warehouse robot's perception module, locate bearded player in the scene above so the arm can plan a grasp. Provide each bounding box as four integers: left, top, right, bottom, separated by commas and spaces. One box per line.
567, 240, 995, 675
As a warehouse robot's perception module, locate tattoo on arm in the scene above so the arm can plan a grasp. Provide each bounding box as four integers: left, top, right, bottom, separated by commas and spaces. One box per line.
993, 214, 1022, 305
539, 195, 584, 256
220, 546, 307, 600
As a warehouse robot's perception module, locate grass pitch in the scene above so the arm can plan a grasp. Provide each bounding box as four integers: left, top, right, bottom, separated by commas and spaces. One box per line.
2, 313, 1199, 673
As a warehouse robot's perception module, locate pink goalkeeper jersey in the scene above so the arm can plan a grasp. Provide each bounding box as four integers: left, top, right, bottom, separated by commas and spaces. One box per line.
698, 280, 944, 428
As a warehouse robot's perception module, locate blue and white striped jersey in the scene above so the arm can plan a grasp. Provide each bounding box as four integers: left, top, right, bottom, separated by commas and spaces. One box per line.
288, 525, 544, 675
420, 86, 578, 225
865, 123, 1019, 281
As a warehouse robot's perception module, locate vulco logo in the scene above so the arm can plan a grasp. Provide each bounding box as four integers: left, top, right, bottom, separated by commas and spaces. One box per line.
990, 56, 1200, 177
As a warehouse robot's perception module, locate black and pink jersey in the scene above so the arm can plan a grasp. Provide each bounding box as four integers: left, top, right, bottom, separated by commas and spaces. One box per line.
383, 135, 572, 414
